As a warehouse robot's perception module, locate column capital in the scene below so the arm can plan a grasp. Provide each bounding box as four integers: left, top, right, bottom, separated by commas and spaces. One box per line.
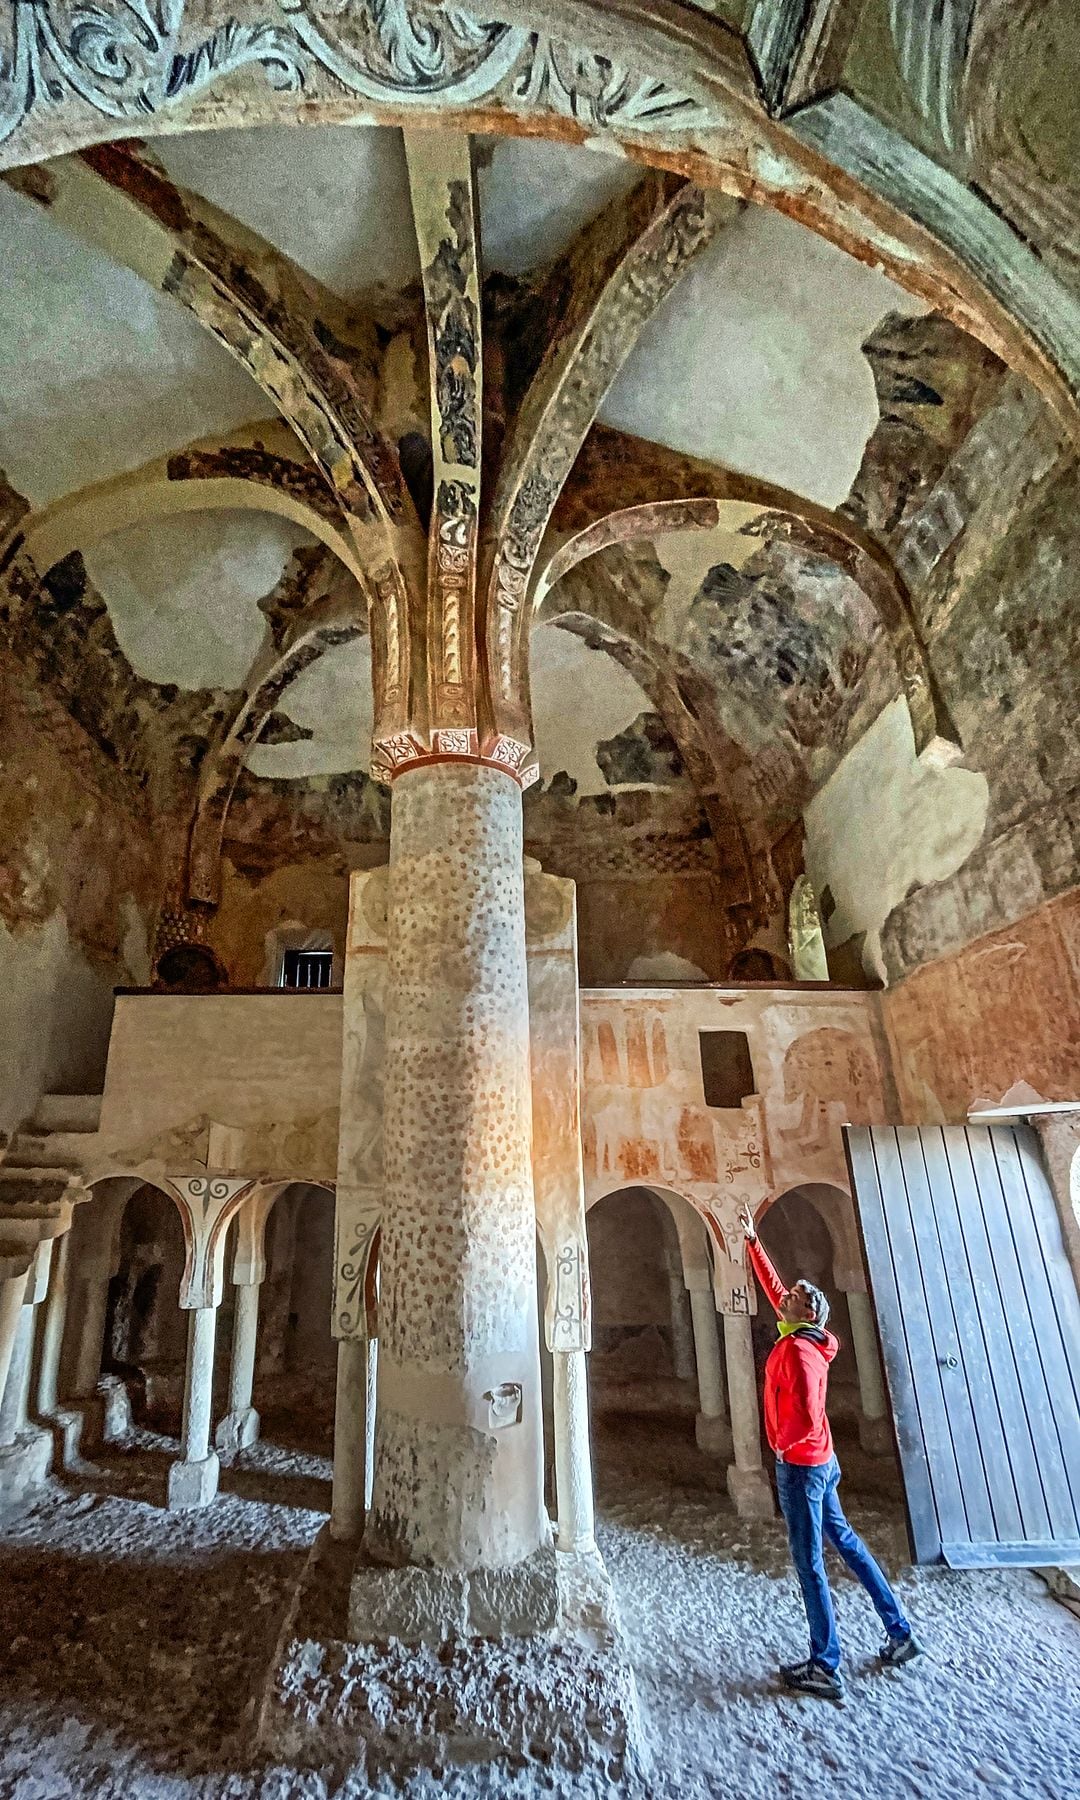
370, 727, 538, 790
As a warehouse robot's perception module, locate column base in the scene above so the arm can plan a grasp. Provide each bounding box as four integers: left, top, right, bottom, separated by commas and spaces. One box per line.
99, 1373, 135, 1444
41, 1405, 93, 1471
695, 1411, 733, 1458
727, 1463, 776, 1520
215, 1406, 261, 1453
256, 1529, 646, 1787
858, 1414, 894, 1457
167, 1451, 220, 1512
0, 1426, 53, 1514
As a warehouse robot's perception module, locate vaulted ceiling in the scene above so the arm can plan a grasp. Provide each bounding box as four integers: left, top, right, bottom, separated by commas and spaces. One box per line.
1, 1, 1074, 970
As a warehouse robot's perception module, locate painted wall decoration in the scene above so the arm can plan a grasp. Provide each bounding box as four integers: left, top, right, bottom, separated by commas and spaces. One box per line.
580, 986, 888, 1312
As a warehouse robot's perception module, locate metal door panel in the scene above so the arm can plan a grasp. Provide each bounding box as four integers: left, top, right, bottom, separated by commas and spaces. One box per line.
845, 1122, 1080, 1568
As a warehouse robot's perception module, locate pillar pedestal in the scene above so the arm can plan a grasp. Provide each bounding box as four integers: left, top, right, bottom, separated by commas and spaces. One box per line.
723, 1312, 775, 1519
215, 1279, 262, 1452
846, 1289, 893, 1456
359, 762, 548, 1636
168, 1304, 220, 1510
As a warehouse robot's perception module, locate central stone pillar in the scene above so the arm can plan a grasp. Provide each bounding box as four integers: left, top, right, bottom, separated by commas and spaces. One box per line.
362, 760, 547, 1606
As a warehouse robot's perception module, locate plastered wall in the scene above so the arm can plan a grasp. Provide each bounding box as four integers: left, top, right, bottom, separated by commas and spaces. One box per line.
0, 654, 154, 1142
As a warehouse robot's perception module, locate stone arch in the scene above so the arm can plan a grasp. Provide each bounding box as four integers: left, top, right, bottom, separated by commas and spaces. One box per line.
99, 1180, 190, 1420
760, 1180, 865, 1295
586, 1182, 699, 1408
533, 485, 957, 764
256, 1181, 340, 1441
538, 599, 761, 914
1, 427, 366, 601
1, 17, 1076, 434
77, 1172, 181, 1279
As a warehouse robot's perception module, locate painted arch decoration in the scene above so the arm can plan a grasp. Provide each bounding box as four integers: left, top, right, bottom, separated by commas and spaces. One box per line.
1, 2, 1078, 446
0, 1, 706, 147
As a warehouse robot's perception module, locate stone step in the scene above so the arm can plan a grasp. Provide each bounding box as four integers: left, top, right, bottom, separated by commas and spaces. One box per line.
29, 1094, 101, 1135
6, 1131, 89, 1169
0, 1166, 75, 1208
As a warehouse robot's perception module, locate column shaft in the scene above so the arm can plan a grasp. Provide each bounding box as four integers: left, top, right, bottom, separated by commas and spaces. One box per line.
0, 1273, 28, 1416
723, 1311, 775, 1519
689, 1286, 726, 1417
182, 1305, 217, 1464
846, 1289, 892, 1455
168, 1304, 220, 1510
37, 1231, 72, 1415
228, 1281, 260, 1416
552, 1349, 595, 1553
331, 1335, 378, 1542
72, 1273, 111, 1399
368, 762, 545, 1570
0, 1301, 35, 1446
668, 1273, 696, 1381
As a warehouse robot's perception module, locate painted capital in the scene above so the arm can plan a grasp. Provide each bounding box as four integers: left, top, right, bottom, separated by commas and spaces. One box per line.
168, 1176, 256, 1310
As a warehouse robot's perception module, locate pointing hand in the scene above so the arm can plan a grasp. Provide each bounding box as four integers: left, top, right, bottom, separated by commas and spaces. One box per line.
737, 1201, 756, 1242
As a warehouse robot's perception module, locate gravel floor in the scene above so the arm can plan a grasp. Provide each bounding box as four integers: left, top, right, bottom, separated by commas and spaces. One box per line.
0, 1413, 1077, 1799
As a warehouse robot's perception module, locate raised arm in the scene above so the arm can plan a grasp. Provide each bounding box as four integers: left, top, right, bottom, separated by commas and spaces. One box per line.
737, 1202, 786, 1317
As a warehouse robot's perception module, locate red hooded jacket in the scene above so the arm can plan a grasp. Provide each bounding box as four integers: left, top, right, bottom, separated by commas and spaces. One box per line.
747, 1237, 839, 1466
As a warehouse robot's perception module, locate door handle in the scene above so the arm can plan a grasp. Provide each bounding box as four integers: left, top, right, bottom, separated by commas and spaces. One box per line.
939, 1354, 959, 1370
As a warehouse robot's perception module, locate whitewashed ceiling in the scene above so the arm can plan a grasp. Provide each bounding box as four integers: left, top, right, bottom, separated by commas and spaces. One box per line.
0, 124, 922, 784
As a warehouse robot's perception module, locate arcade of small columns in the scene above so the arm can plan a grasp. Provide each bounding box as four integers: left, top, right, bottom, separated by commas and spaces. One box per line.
0, 969, 893, 1552
0, 129, 902, 1622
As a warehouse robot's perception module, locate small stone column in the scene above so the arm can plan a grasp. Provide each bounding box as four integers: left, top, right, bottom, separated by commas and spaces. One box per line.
846, 1289, 892, 1456
0, 1299, 35, 1447
71, 1266, 112, 1401
365, 761, 548, 1600
0, 1272, 29, 1414
215, 1280, 261, 1452
331, 1335, 378, 1542
552, 1349, 595, 1554
723, 1312, 775, 1519
168, 1304, 220, 1510
36, 1230, 72, 1417
689, 1280, 732, 1458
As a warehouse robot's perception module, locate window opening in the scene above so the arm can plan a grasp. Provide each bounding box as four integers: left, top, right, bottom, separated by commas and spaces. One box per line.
699, 1030, 756, 1108
280, 948, 334, 990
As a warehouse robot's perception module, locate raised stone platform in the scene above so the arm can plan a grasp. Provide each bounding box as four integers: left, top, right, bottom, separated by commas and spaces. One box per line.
256, 1531, 647, 1787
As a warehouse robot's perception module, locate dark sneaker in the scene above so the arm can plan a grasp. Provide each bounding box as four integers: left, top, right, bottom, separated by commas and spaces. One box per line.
880, 1631, 923, 1667
782, 1660, 844, 1700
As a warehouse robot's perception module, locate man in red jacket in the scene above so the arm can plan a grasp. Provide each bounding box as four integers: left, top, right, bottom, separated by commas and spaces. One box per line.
737, 1202, 921, 1700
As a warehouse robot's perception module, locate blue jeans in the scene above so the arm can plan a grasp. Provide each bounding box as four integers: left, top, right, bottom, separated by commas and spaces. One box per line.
775, 1455, 910, 1671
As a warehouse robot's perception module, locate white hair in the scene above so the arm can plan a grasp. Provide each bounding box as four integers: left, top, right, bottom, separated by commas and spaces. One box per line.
797, 1280, 831, 1329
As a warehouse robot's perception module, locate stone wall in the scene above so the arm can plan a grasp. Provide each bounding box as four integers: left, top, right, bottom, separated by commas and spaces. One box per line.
0, 651, 155, 1142
811, 323, 1080, 990
882, 887, 1080, 1123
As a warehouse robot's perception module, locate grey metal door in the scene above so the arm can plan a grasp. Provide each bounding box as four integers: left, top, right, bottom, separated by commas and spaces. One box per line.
845, 1123, 1080, 1568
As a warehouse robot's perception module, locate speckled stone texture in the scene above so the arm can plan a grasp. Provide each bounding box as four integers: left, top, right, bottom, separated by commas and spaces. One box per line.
368, 762, 546, 1573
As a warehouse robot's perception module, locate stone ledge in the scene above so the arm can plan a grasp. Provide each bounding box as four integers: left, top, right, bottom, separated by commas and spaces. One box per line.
348, 1545, 560, 1645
